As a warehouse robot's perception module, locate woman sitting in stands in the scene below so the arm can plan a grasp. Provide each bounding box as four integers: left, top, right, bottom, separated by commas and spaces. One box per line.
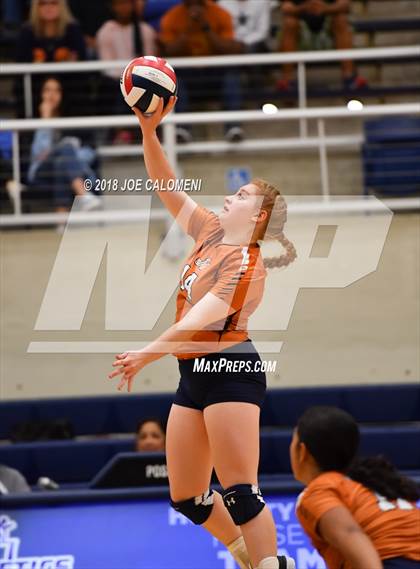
17, 0, 86, 63
28, 77, 101, 213
16, 0, 87, 116
291, 406, 420, 569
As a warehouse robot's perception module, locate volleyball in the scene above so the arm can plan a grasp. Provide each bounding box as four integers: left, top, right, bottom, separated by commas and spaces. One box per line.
120, 55, 177, 114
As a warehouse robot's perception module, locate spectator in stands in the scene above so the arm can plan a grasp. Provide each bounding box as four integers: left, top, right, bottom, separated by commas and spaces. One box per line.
278, 0, 367, 91
15, 0, 87, 116
291, 406, 420, 569
68, 0, 112, 56
0, 131, 14, 213
160, 0, 245, 143
0, 464, 31, 494
27, 77, 101, 214
218, 0, 271, 53
135, 418, 166, 452
96, 0, 158, 143
16, 0, 86, 63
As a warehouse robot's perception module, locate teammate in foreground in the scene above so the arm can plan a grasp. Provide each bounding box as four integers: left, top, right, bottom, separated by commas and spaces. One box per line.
291, 406, 420, 569
109, 96, 297, 569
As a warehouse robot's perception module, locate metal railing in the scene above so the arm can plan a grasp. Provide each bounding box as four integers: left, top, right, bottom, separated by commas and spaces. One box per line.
1, 102, 419, 222
1, 44, 419, 130
1, 46, 419, 223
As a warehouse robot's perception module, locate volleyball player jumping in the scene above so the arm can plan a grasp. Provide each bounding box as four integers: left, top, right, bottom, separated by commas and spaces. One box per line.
109, 96, 297, 569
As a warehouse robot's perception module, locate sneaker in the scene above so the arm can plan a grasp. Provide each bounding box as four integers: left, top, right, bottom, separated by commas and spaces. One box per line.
343, 74, 368, 91
278, 556, 296, 569
6, 179, 25, 200
176, 127, 193, 144
225, 126, 244, 143
79, 194, 102, 211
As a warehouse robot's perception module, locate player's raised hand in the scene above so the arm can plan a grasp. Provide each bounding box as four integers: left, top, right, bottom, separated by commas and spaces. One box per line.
132, 96, 177, 135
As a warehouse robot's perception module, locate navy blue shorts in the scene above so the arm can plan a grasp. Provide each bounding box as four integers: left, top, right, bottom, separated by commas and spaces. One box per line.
174, 340, 267, 412
383, 559, 420, 569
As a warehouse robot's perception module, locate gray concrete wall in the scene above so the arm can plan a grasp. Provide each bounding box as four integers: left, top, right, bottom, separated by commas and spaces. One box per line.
1, 206, 418, 401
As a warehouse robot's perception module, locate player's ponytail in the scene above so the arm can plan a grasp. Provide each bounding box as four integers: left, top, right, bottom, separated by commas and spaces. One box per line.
251, 178, 297, 270
347, 456, 420, 502
264, 231, 297, 269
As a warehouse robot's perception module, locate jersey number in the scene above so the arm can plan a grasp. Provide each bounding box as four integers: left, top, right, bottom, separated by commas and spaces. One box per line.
180, 264, 198, 301
376, 493, 414, 512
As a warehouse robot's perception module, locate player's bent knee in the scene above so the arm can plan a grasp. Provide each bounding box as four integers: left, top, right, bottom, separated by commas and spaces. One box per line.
222, 484, 266, 525
170, 488, 214, 525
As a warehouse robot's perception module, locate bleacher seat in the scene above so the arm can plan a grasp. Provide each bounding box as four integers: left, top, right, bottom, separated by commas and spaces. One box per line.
144, 0, 180, 30
359, 426, 420, 470
353, 17, 420, 33
260, 388, 342, 427
1, 384, 419, 441
0, 439, 133, 484
261, 384, 420, 427
0, 385, 418, 486
342, 385, 420, 423
362, 116, 420, 195
113, 396, 172, 433
0, 393, 173, 440
0, 425, 418, 485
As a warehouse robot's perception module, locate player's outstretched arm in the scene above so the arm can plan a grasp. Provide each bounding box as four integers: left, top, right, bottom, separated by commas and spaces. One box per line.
108, 292, 232, 392
318, 507, 383, 569
132, 97, 197, 233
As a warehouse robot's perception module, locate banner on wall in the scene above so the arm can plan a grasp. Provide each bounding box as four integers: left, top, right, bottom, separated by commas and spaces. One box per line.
1, 495, 326, 569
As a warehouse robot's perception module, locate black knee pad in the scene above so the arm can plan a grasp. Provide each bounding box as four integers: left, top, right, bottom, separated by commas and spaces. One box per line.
170, 488, 214, 525
222, 484, 266, 525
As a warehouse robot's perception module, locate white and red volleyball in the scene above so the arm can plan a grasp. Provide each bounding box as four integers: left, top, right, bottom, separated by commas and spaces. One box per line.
120, 55, 177, 114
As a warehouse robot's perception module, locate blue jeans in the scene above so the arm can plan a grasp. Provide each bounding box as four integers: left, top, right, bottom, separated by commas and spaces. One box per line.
383, 559, 420, 569
32, 143, 96, 207
175, 67, 242, 131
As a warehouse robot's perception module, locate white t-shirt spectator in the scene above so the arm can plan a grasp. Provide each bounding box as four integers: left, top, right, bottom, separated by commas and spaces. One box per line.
218, 0, 270, 47
96, 20, 158, 79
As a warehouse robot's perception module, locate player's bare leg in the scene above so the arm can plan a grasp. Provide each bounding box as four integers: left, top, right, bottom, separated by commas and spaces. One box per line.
204, 402, 282, 568
166, 404, 252, 568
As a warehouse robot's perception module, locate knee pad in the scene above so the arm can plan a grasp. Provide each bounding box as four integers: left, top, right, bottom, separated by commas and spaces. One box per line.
222, 484, 265, 525
170, 488, 214, 525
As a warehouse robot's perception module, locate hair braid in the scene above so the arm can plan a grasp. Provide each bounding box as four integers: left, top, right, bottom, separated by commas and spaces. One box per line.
264, 230, 298, 269
251, 178, 297, 270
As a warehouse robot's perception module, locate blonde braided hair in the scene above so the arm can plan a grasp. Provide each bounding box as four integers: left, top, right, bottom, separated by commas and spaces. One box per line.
252, 178, 297, 269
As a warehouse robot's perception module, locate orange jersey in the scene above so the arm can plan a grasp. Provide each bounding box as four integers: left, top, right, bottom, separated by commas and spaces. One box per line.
160, 0, 234, 57
296, 471, 420, 569
174, 205, 266, 359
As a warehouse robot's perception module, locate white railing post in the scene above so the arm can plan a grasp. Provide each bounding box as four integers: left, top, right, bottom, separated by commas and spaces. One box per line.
23, 74, 33, 118
12, 130, 22, 215
317, 119, 330, 201
297, 61, 308, 138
